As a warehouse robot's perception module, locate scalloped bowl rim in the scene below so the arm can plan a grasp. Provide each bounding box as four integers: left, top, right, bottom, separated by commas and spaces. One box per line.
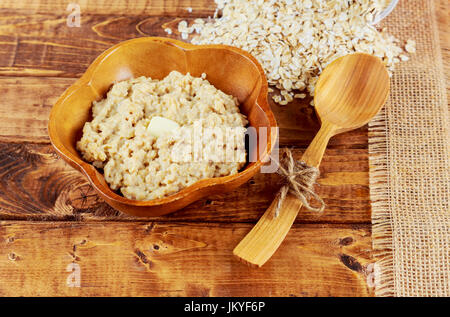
48, 37, 277, 208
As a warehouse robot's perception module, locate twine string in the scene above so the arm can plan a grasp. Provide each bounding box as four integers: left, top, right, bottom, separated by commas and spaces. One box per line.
273, 149, 325, 218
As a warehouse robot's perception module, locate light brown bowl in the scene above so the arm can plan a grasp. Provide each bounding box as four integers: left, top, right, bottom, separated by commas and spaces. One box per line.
48, 37, 277, 217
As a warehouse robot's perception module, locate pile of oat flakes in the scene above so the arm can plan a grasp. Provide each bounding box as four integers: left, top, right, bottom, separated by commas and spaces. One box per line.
173, 0, 416, 105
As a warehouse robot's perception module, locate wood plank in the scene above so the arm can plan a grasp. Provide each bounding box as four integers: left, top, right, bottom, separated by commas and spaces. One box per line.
0, 2, 445, 223
0, 6, 447, 80
0, 13, 216, 79
0, 221, 374, 296
0, 3, 446, 144
0, 4, 446, 81
0, 7, 445, 144
0, 12, 362, 145
0, 142, 370, 223
0, 0, 215, 15
0, 0, 445, 298
0, 76, 368, 146
0, 14, 180, 77
0, 77, 69, 143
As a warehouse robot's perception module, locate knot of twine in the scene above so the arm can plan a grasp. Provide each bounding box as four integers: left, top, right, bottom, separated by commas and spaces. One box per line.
273, 149, 325, 218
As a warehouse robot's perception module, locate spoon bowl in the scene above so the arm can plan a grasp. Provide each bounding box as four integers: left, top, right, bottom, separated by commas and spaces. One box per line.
314, 53, 390, 133
234, 53, 390, 267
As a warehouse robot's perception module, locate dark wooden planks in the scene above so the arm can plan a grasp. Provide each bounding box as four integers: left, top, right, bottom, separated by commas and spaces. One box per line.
0, 0, 447, 298
0, 13, 205, 77
0, 221, 374, 296
0, 9, 367, 148
0, 142, 370, 222
0, 76, 368, 146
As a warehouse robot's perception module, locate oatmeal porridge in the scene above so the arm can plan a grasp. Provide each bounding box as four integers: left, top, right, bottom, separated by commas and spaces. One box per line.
77, 71, 248, 201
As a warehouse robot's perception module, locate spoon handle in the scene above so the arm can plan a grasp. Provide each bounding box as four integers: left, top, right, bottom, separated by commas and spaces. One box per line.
233, 122, 336, 267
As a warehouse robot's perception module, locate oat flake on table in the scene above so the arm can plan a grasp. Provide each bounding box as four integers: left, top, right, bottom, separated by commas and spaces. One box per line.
177, 0, 415, 105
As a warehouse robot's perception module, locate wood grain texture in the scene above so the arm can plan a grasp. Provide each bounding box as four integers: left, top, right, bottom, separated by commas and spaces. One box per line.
0, 221, 374, 296
0, 8, 370, 146
0, 0, 216, 15
0, 77, 368, 147
0, 142, 370, 223
0, 15, 207, 77
0, 0, 447, 297
0, 2, 447, 80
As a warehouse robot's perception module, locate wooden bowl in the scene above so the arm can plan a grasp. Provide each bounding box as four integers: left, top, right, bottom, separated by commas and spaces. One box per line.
48, 37, 277, 217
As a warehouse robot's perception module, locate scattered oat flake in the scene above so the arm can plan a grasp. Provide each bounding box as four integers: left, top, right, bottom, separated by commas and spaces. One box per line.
399, 55, 409, 61
164, 28, 172, 35
178, 20, 188, 33
405, 40, 417, 53
179, 0, 411, 105
186, 7, 193, 13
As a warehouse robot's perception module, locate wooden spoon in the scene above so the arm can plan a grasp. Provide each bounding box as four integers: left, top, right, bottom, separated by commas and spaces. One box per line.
233, 53, 390, 267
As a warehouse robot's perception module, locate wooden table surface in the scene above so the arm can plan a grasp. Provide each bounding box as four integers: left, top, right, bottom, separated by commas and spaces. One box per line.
0, 0, 447, 297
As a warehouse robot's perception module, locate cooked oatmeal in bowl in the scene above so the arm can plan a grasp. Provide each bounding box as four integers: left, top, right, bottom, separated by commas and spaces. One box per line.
48, 37, 277, 217
77, 71, 248, 201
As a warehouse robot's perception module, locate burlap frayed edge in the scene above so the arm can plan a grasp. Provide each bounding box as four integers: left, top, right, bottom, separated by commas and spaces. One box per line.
368, 106, 395, 297
368, 0, 448, 297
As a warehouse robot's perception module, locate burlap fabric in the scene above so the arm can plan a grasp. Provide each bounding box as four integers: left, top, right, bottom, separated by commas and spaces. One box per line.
369, 0, 449, 296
